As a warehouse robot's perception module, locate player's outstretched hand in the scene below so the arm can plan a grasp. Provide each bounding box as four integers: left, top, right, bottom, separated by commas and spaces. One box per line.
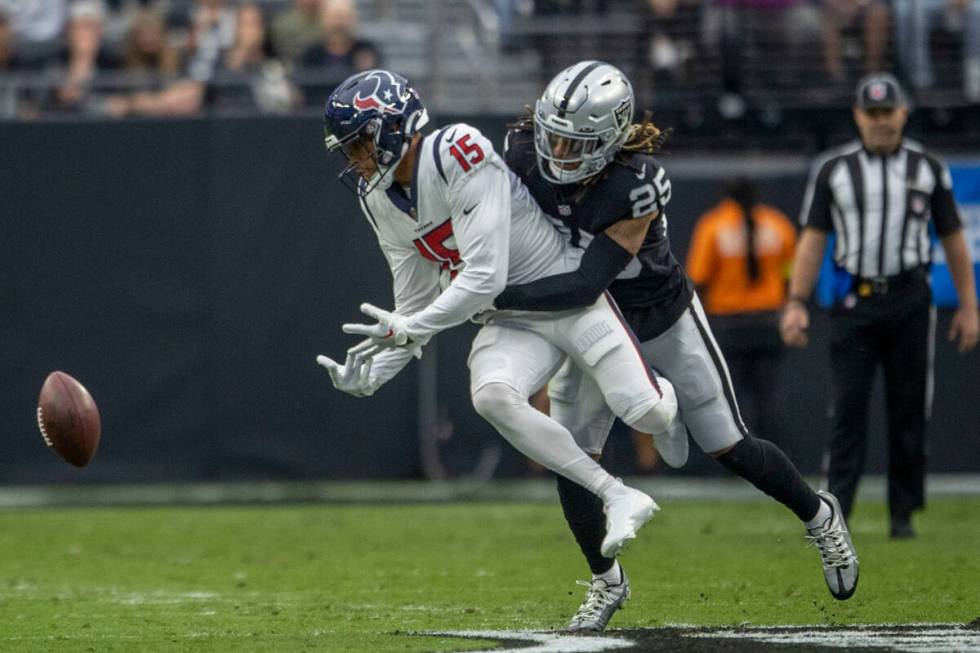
316, 352, 376, 397
343, 303, 412, 350
343, 303, 409, 344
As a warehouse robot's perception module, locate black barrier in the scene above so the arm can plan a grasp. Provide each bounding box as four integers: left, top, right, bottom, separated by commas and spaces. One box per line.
1, 116, 977, 483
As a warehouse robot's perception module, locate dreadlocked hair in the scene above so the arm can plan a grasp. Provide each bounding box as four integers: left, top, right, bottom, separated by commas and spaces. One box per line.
622, 111, 670, 154
508, 108, 670, 154
508, 106, 535, 133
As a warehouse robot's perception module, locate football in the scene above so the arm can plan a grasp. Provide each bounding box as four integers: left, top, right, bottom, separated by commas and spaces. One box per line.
36, 371, 101, 467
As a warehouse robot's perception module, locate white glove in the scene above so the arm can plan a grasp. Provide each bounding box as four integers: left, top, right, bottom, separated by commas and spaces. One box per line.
343, 303, 417, 354
316, 351, 377, 397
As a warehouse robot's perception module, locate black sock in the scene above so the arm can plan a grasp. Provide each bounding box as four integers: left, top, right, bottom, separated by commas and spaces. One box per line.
555, 474, 614, 575
716, 436, 821, 522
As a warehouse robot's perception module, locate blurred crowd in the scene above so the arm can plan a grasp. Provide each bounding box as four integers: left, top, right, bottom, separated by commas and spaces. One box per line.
1, 0, 977, 120
506, 0, 979, 106
0, 0, 379, 118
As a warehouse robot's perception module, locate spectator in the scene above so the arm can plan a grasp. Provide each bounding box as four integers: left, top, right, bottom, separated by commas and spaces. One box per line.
52, 0, 120, 110
211, 3, 297, 112
270, 0, 321, 67
301, 0, 378, 71
121, 7, 181, 78
820, 0, 890, 84
0, 10, 25, 117
643, 0, 698, 83
893, 0, 980, 102
686, 177, 797, 448
105, 3, 294, 116
0, 0, 66, 66
299, 0, 379, 106
184, 0, 237, 83
0, 9, 22, 69
701, 0, 822, 98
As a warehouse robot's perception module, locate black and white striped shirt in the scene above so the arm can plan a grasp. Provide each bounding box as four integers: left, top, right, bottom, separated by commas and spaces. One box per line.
800, 139, 963, 278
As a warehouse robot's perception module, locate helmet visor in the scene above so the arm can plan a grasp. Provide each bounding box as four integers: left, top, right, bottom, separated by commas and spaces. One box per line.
535, 124, 598, 169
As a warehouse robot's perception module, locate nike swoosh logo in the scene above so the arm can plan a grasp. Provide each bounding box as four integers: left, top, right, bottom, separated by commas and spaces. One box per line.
635, 163, 646, 180
462, 203, 480, 215
446, 129, 458, 144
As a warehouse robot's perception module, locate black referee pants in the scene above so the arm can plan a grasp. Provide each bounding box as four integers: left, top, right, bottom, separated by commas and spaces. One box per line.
827, 277, 932, 525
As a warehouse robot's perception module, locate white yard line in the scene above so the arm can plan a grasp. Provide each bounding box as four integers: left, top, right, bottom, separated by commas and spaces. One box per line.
426, 630, 633, 652
696, 626, 980, 652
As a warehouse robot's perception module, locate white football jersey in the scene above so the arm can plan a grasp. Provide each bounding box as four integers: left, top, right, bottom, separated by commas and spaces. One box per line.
358, 122, 581, 342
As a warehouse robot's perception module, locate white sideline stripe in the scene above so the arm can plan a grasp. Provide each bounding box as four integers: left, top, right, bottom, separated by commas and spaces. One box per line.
1, 474, 980, 508
425, 630, 632, 652
697, 627, 980, 652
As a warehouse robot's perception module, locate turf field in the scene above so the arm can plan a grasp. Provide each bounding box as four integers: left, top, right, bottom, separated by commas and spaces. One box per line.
0, 494, 977, 652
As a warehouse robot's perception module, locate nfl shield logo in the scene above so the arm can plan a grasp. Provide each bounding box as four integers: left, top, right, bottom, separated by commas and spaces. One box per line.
558, 204, 572, 216
869, 82, 887, 101
911, 195, 926, 214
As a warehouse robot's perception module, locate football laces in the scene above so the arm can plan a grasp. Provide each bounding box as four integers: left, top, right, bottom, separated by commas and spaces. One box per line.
36, 406, 54, 447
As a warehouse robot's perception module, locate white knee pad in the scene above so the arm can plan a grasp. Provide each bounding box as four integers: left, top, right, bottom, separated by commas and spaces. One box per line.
620, 376, 679, 435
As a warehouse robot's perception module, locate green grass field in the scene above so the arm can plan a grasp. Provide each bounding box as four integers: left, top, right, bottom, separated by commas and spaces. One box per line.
0, 496, 977, 652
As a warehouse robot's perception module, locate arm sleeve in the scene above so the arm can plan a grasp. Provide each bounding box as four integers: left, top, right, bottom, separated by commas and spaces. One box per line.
685, 212, 717, 286
493, 232, 634, 311
367, 347, 417, 391
928, 157, 964, 237
402, 160, 511, 342
799, 157, 836, 232
357, 201, 440, 392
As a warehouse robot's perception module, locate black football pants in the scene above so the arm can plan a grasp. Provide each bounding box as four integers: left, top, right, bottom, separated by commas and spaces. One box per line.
827, 279, 932, 525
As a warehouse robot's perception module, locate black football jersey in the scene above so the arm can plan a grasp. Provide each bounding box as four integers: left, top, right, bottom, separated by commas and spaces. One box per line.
503, 128, 693, 339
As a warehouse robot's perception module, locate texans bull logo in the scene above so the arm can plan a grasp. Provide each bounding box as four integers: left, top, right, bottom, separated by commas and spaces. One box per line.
352, 71, 407, 115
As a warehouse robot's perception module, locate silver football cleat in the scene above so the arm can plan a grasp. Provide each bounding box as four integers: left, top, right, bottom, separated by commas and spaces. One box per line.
806, 490, 859, 600
566, 569, 631, 633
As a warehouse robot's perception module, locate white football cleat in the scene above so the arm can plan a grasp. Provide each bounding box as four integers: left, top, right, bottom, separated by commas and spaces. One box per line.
650, 376, 688, 468
600, 485, 658, 558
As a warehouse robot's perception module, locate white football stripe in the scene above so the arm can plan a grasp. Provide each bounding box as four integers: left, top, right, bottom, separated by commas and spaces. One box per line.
695, 627, 980, 652
426, 630, 632, 652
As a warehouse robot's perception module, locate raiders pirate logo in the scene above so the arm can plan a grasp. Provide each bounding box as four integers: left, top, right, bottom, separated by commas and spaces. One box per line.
613, 98, 632, 131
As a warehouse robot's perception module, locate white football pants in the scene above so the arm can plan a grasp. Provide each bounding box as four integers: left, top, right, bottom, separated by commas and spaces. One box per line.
550, 294, 746, 456
468, 293, 677, 494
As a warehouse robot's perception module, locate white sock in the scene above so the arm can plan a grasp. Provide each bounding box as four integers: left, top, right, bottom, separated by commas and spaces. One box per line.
594, 561, 622, 585
805, 498, 833, 530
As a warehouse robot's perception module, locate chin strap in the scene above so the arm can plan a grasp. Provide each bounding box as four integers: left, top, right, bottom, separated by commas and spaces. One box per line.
371, 141, 411, 192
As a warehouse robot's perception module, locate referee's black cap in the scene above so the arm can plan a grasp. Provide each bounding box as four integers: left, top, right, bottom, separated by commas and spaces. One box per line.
855, 73, 906, 110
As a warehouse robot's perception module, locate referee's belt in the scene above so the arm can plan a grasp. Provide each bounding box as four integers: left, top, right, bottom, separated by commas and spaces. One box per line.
853, 268, 927, 297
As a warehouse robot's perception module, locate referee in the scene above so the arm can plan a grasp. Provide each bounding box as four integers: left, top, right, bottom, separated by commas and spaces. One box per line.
780, 73, 979, 539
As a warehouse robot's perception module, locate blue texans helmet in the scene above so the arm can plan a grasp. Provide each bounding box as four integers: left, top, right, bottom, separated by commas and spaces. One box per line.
323, 69, 429, 195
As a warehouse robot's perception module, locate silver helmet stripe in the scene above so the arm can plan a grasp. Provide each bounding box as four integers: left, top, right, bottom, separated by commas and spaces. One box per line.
535, 61, 635, 185
557, 61, 603, 118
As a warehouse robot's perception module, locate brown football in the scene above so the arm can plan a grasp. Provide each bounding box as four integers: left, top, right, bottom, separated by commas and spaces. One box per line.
36, 371, 101, 467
